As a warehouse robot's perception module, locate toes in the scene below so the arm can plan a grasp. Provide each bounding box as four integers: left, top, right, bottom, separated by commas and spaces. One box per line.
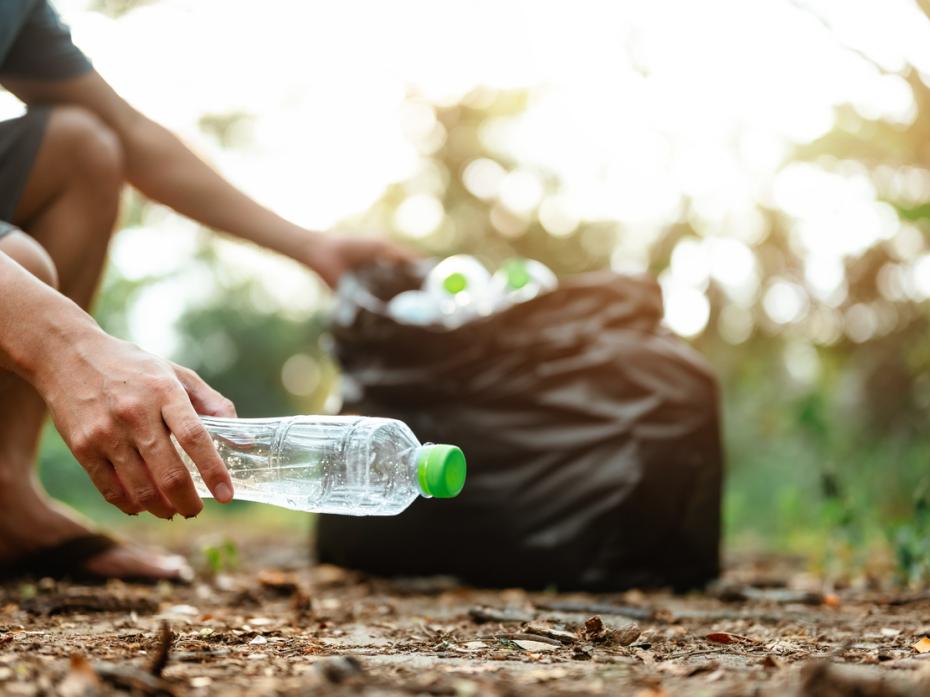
84, 546, 193, 582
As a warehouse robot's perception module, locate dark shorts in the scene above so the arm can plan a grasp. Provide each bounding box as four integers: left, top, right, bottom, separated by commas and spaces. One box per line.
0, 106, 50, 229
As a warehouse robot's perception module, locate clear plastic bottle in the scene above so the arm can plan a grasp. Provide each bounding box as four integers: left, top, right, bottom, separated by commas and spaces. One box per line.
423, 255, 492, 326
489, 257, 558, 308
175, 416, 466, 516
386, 289, 442, 326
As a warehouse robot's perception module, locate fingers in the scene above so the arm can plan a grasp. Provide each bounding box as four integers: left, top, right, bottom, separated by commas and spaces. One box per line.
319, 269, 339, 290
173, 364, 237, 418
52, 333, 238, 520
382, 239, 418, 263
109, 446, 176, 519
136, 423, 205, 518
82, 458, 142, 515
162, 400, 234, 504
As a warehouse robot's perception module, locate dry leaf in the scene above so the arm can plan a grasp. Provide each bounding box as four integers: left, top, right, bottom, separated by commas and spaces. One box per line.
913, 636, 930, 653
162, 604, 199, 618
257, 569, 299, 595
514, 639, 559, 652
634, 648, 656, 666
761, 655, 782, 670
524, 624, 577, 644
706, 632, 738, 644
581, 615, 608, 642
58, 654, 101, 697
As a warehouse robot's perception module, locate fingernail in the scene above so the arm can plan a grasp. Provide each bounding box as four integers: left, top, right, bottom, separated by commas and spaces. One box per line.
214, 483, 233, 503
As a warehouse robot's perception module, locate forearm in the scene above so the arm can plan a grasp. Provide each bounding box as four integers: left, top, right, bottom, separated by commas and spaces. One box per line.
0, 254, 101, 386
122, 118, 318, 260
0, 71, 406, 289
2, 71, 324, 264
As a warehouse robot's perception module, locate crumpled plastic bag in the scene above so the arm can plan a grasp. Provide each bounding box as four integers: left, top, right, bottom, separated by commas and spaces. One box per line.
316, 263, 723, 591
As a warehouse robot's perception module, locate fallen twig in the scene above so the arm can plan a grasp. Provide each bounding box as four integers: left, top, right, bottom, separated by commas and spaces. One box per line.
534, 600, 653, 622
468, 606, 535, 624
148, 620, 174, 678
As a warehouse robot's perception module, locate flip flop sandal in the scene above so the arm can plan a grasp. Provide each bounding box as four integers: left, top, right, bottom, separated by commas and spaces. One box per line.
0, 533, 188, 585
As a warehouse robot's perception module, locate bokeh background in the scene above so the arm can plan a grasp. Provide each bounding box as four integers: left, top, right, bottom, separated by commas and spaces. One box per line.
11, 0, 930, 581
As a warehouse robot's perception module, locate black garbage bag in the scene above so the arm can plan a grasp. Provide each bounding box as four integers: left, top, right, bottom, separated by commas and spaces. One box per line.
315, 262, 723, 591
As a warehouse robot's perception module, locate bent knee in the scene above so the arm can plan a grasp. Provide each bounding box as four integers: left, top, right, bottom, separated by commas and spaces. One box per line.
0, 230, 59, 289
47, 106, 125, 185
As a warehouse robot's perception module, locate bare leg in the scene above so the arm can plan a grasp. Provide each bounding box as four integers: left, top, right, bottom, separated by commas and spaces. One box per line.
0, 107, 189, 580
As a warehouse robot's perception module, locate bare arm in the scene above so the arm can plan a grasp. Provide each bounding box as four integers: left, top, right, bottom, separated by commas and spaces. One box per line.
4, 72, 411, 285
0, 251, 236, 518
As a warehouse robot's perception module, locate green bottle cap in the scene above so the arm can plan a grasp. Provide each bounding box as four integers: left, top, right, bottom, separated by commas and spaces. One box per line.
503, 258, 531, 290
417, 444, 467, 498
442, 271, 468, 295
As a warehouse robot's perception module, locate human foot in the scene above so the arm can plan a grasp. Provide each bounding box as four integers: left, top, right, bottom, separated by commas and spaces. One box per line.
0, 476, 192, 582
82, 540, 193, 582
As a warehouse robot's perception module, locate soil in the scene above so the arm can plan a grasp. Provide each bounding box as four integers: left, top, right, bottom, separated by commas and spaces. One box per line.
3, 533, 930, 697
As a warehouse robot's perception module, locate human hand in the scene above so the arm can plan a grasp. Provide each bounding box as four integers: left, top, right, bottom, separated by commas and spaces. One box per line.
302, 231, 415, 289
34, 329, 236, 519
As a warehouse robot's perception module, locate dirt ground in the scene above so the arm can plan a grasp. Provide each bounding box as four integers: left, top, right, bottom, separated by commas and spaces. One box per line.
3, 532, 930, 697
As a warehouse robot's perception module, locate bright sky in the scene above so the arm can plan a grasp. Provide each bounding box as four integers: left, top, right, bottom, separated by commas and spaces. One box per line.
6, 0, 929, 354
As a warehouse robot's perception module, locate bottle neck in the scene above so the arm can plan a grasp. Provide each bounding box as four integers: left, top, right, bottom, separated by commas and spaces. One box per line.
411, 446, 432, 498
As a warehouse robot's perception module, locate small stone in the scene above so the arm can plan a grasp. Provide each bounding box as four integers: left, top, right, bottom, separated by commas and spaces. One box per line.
572, 644, 593, 661
317, 655, 363, 684
612, 623, 641, 646
163, 604, 199, 617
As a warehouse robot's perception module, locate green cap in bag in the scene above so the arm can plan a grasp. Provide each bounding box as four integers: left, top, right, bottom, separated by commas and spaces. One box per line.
442, 272, 468, 295
502, 258, 531, 290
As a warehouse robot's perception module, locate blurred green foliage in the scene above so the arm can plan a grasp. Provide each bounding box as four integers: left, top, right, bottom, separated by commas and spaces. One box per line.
201, 538, 239, 576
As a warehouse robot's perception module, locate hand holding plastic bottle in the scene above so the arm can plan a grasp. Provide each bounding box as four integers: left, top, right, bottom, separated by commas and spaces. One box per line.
34, 325, 236, 519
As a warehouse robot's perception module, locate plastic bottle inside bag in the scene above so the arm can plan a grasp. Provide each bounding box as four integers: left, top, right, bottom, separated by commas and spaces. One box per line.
387, 289, 442, 326
422, 255, 492, 327
489, 257, 558, 309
